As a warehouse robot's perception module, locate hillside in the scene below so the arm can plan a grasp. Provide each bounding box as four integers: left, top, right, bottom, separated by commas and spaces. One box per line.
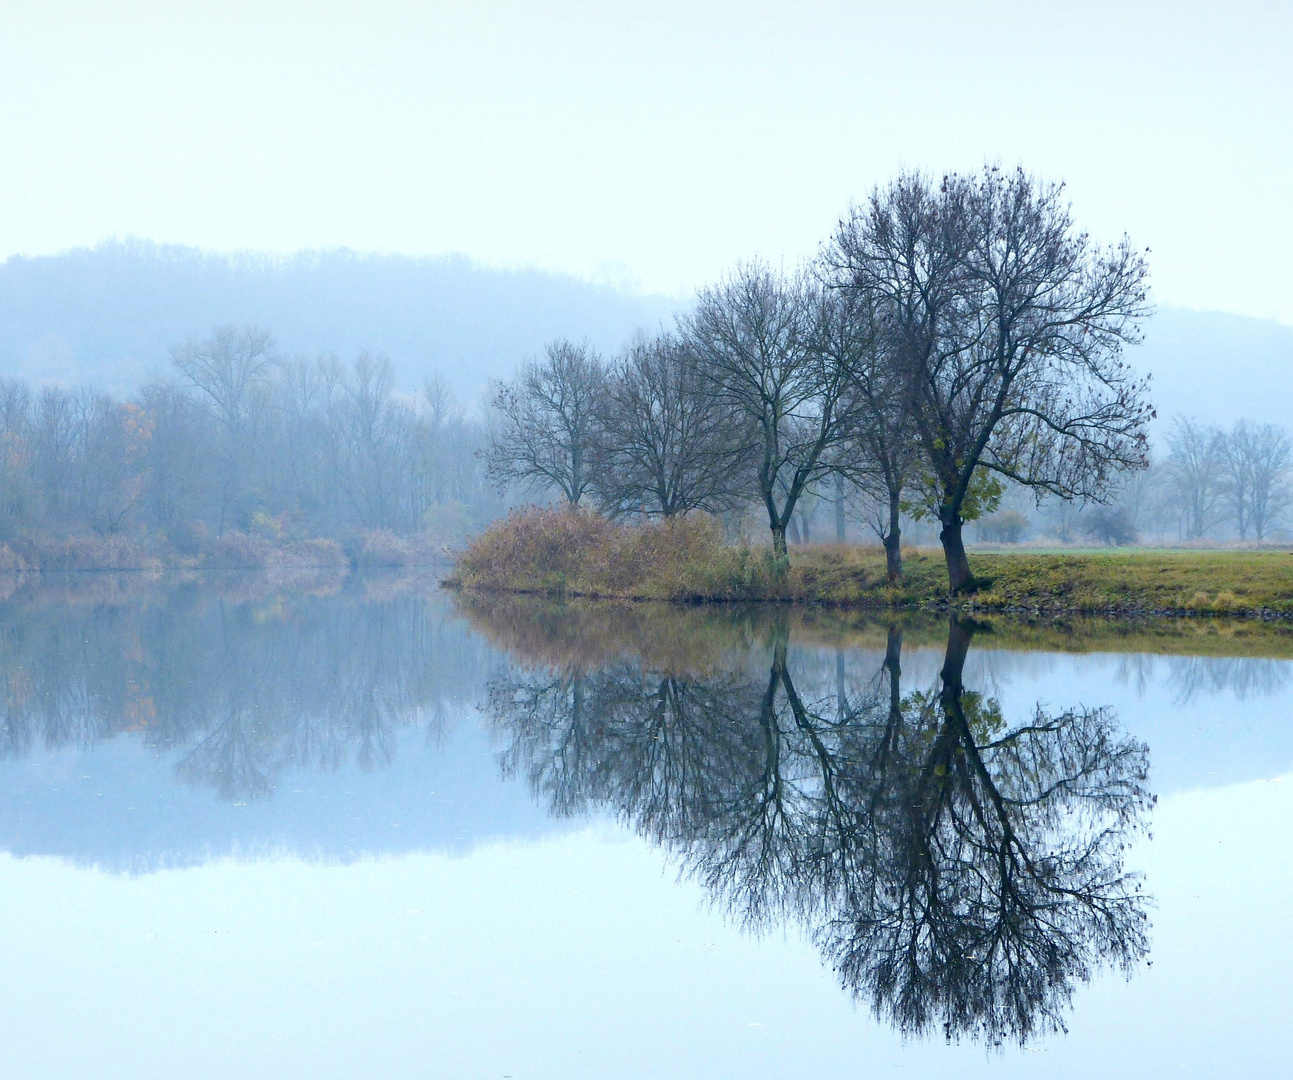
0, 240, 677, 401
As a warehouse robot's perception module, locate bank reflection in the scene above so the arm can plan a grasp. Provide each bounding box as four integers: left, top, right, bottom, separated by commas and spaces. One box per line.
475, 604, 1153, 1045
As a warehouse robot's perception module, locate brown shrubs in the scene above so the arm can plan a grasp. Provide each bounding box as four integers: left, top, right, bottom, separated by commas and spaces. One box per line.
352, 530, 450, 568
451, 506, 781, 601
208, 532, 349, 573
8, 534, 163, 572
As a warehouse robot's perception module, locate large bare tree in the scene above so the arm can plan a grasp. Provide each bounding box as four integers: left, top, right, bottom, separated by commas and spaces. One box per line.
593, 332, 750, 517
683, 263, 855, 570
830, 168, 1153, 592
485, 339, 606, 507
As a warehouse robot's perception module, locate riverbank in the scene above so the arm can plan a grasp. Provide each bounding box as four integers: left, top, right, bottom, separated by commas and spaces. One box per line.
448, 508, 1293, 618
0, 528, 450, 575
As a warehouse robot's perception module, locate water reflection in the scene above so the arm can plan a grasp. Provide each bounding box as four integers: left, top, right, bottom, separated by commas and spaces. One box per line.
0, 582, 491, 801
474, 605, 1154, 1044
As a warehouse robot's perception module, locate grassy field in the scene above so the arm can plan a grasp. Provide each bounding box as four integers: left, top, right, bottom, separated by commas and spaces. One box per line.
450, 507, 1293, 618
791, 545, 1293, 615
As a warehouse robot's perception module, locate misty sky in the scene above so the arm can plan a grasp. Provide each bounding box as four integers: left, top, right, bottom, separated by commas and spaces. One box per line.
2, 1, 1289, 321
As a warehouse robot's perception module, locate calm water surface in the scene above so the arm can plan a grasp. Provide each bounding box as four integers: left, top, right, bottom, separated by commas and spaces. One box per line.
1, 579, 1290, 1078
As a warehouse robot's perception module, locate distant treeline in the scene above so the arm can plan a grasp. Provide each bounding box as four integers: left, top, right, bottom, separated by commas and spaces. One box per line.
0, 325, 504, 564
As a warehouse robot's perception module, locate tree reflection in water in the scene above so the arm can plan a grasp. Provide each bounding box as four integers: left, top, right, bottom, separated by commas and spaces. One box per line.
0, 584, 492, 801
480, 607, 1153, 1045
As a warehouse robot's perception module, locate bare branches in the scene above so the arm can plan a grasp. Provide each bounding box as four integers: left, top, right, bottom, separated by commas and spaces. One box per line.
485, 339, 607, 507
593, 333, 751, 518
829, 167, 1153, 591
683, 262, 857, 566
170, 325, 275, 435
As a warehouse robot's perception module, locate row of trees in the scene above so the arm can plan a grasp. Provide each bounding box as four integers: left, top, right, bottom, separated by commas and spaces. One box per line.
970, 415, 1293, 546
1163, 416, 1292, 541
0, 327, 502, 546
487, 167, 1153, 592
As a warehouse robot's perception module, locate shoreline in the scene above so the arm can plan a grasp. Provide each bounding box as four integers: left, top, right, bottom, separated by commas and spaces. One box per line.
448, 510, 1293, 621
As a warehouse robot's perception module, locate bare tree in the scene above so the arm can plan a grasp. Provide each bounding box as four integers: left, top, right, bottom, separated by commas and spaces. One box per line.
486, 339, 606, 507
683, 263, 856, 569
593, 332, 750, 517
170, 326, 275, 435
816, 280, 917, 581
170, 326, 275, 533
1220, 420, 1292, 541
1165, 416, 1224, 539
830, 168, 1152, 592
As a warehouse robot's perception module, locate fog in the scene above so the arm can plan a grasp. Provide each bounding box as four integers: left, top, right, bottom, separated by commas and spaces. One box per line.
2, 241, 1291, 430
2, 2, 1291, 321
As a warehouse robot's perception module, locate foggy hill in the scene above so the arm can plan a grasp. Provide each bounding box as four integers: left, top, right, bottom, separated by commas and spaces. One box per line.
0, 240, 678, 402
1, 241, 1289, 430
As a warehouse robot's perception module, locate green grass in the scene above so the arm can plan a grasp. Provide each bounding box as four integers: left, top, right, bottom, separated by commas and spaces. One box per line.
792, 545, 1293, 616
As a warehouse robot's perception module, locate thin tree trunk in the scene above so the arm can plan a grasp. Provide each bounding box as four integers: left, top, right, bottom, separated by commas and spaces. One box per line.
939, 511, 974, 594
884, 623, 903, 720
884, 488, 903, 582
835, 474, 846, 542
835, 649, 847, 720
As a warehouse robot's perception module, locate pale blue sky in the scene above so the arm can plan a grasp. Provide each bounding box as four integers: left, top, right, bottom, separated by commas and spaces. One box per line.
2, 1, 1289, 320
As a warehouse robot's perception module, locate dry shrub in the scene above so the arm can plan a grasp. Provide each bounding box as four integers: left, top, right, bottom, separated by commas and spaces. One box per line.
0, 543, 32, 574
354, 529, 450, 568
14, 533, 161, 572
453, 506, 617, 592
452, 506, 779, 601
209, 531, 274, 568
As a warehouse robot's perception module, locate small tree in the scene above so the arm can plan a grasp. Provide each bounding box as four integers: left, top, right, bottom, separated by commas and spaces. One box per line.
816, 279, 917, 581
170, 325, 275, 534
831, 168, 1152, 593
684, 263, 856, 571
1165, 416, 1224, 539
1220, 420, 1292, 541
485, 340, 606, 507
593, 333, 750, 518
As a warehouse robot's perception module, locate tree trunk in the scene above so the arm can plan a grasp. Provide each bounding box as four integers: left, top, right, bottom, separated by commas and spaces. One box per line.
940, 617, 973, 698
770, 521, 789, 573
835, 649, 847, 719
883, 624, 903, 719
883, 489, 903, 582
939, 511, 974, 594
835, 475, 847, 542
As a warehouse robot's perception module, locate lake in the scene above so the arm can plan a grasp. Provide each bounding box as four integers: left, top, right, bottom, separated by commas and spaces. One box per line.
1, 576, 1290, 1078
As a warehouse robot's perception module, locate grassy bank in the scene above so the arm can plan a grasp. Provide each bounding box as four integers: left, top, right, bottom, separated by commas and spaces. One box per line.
449, 507, 1293, 618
